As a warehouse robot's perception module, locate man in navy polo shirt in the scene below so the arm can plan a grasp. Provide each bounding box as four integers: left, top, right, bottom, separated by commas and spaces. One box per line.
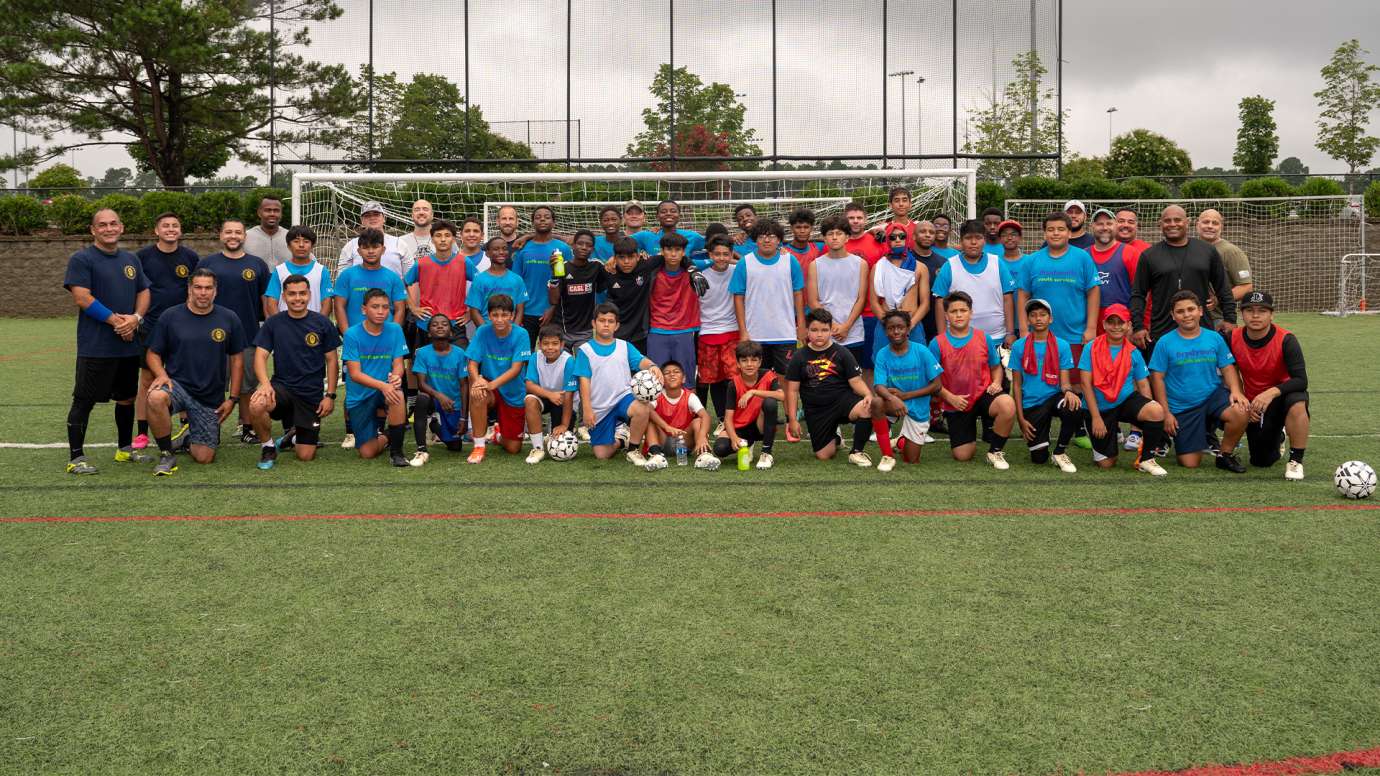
195, 218, 270, 443
133, 210, 199, 449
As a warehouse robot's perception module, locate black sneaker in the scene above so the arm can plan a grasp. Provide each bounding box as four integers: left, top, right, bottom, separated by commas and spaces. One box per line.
257, 445, 278, 470
390, 451, 410, 467
1205, 431, 1221, 458
1215, 451, 1246, 473
172, 435, 192, 454
239, 425, 260, 444
276, 430, 296, 451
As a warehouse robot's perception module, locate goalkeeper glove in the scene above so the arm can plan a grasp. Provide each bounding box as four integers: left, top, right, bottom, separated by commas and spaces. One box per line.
688, 267, 709, 298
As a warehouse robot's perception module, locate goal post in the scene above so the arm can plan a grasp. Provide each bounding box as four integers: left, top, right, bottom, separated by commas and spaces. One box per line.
480, 197, 854, 239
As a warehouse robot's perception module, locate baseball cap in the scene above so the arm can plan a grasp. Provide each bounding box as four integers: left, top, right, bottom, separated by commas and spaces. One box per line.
996, 219, 1023, 234
1101, 303, 1132, 322
624, 200, 645, 214
1240, 290, 1274, 310
1063, 199, 1087, 214
1025, 297, 1052, 314
1091, 208, 1116, 221
359, 201, 385, 216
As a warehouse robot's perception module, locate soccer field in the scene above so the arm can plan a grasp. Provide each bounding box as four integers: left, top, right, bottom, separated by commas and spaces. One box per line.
2, 314, 1379, 774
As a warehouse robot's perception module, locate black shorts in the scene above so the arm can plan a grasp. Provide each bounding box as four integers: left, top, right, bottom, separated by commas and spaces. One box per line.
804, 394, 861, 452
73, 356, 140, 402
943, 392, 999, 448
1021, 394, 1072, 448
1090, 392, 1152, 460
1245, 391, 1309, 467
761, 343, 796, 376
405, 317, 425, 355
268, 380, 323, 446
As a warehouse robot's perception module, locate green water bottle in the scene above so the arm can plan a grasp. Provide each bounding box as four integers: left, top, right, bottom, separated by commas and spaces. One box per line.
551, 248, 566, 278
736, 442, 751, 471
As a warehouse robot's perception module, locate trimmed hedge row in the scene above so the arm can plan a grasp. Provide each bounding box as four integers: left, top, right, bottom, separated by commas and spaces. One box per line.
0, 187, 290, 236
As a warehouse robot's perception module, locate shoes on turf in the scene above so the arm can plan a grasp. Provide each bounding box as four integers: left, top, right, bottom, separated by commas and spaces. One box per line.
114, 446, 153, 464
390, 451, 410, 467
171, 435, 191, 454
1150, 445, 1168, 459
1137, 458, 1168, 477
66, 456, 98, 475
576, 425, 591, 443
1215, 451, 1246, 473
1051, 452, 1078, 474
756, 452, 774, 470
276, 431, 296, 451
525, 448, 546, 465
986, 450, 1010, 471
256, 444, 277, 471
614, 423, 630, 446
712, 422, 725, 438
131, 433, 149, 450
1285, 460, 1304, 481
921, 432, 936, 444
625, 448, 649, 467
1124, 430, 1142, 451
1205, 432, 1222, 458
1072, 435, 1092, 450
877, 455, 896, 473
340, 433, 355, 449
695, 451, 721, 470
170, 423, 188, 443
467, 447, 486, 464
239, 425, 260, 444
847, 451, 872, 467
153, 453, 178, 477
410, 450, 430, 467
644, 452, 668, 471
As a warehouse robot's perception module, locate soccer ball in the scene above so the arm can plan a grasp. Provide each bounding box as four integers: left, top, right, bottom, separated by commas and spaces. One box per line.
546, 431, 579, 461
630, 369, 664, 402
1334, 461, 1376, 499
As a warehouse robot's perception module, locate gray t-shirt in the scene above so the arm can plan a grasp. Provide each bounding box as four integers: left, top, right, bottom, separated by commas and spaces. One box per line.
245, 225, 290, 268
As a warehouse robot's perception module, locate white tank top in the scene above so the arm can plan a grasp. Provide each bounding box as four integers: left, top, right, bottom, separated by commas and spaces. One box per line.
578, 339, 632, 421
872, 259, 917, 311
743, 253, 797, 344
813, 253, 865, 345
534, 351, 571, 393
274, 261, 327, 313
699, 265, 737, 336
945, 255, 1007, 339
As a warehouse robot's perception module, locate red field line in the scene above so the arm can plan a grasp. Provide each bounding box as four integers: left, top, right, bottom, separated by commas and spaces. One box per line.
3, 502, 1378, 525
1106, 744, 1380, 775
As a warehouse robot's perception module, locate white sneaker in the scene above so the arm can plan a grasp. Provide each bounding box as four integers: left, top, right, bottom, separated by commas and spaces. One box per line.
577, 426, 591, 443
614, 423, 630, 446
1285, 460, 1304, 481
625, 448, 649, 467
1051, 452, 1077, 473
921, 432, 936, 444
408, 450, 429, 468
986, 450, 1010, 470
1124, 431, 1142, 451
525, 448, 546, 465
848, 451, 872, 467
755, 452, 774, 470
340, 433, 355, 449
643, 452, 668, 471
877, 455, 896, 473
1137, 458, 1168, 477
695, 451, 721, 470
713, 422, 725, 438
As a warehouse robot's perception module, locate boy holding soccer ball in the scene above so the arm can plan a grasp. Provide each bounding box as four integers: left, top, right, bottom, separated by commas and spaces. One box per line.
1228, 291, 1309, 480
575, 303, 662, 463
523, 325, 577, 464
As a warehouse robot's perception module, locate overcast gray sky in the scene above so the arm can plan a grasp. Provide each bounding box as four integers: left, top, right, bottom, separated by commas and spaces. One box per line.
35, 0, 1380, 182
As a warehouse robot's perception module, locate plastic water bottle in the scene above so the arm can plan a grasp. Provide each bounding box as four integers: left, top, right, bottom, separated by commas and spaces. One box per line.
551, 248, 566, 278
737, 442, 751, 471
675, 434, 688, 466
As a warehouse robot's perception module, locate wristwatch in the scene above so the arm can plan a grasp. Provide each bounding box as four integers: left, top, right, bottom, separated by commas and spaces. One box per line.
325, 392, 337, 399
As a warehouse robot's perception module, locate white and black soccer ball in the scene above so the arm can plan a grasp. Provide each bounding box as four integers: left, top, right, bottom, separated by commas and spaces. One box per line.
1334, 460, 1376, 499
546, 431, 580, 461
630, 369, 664, 402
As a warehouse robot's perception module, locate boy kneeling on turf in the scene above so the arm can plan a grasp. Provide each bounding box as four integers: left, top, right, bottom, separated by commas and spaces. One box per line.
341, 288, 410, 466
1148, 290, 1248, 471
575, 302, 662, 464
929, 291, 1016, 469
1008, 298, 1081, 473
644, 360, 717, 471
409, 316, 468, 466
1079, 304, 1168, 476
871, 309, 943, 472
785, 308, 876, 465
1229, 291, 1309, 480
713, 340, 784, 469
466, 293, 532, 463
523, 324, 576, 464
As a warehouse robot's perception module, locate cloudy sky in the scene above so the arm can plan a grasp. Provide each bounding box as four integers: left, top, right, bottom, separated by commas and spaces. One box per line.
32, 0, 1380, 181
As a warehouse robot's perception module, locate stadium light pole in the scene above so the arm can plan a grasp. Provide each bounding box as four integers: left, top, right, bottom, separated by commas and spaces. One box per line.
915, 76, 925, 168
1106, 106, 1118, 154
889, 70, 914, 168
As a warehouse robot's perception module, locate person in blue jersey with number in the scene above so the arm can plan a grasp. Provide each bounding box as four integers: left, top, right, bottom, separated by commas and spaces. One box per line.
466, 237, 528, 326
248, 274, 340, 469
871, 310, 943, 471
465, 294, 533, 463
574, 303, 661, 464
341, 288, 411, 466
332, 228, 407, 333
1148, 290, 1248, 472
511, 205, 573, 347
1008, 298, 1081, 473
132, 211, 198, 450
730, 219, 806, 376
409, 316, 469, 466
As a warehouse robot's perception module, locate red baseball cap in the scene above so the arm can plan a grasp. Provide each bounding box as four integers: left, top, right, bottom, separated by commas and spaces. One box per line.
996, 219, 1023, 234
1102, 303, 1131, 323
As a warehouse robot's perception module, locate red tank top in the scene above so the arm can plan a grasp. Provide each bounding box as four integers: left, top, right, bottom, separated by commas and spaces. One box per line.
649, 268, 700, 331
654, 389, 695, 429
1230, 326, 1291, 401
417, 254, 468, 321
731, 370, 777, 428
936, 329, 992, 411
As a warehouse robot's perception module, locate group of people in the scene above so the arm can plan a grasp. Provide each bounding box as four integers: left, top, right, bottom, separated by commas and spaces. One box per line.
60, 188, 1309, 480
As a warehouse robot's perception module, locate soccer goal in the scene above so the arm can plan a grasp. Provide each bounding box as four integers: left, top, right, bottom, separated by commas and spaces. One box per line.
1005, 195, 1366, 313
1329, 253, 1380, 316
292, 168, 977, 271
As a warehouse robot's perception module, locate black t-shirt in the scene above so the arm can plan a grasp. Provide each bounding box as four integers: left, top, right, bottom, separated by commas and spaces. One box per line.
63, 245, 149, 358
553, 261, 610, 339
1131, 238, 1234, 340
195, 252, 271, 340
148, 304, 246, 406
606, 256, 663, 341
785, 343, 862, 408
137, 243, 198, 325
254, 310, 342, 400
1069, 232, 1095, 251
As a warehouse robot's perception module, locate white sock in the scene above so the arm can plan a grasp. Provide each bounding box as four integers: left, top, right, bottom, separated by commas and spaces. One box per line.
474, 437, 487, 449
530, 432, 544, 450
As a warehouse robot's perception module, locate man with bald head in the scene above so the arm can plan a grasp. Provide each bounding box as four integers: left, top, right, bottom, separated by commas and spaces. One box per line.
1129, 205, 1235, 349
1195, 208, 1253, 324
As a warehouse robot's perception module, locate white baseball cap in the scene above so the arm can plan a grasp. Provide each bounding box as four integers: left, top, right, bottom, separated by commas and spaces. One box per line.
1063, 199, 1087, 214
359, 201, 385, 216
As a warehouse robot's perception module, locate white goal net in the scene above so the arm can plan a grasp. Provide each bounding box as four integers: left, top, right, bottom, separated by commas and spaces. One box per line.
1005, 196, 1366, 313
292, 169, 976, 274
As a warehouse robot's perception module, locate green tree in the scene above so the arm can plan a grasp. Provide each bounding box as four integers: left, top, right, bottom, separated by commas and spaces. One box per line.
961, 52, 1066, 180
1276, 156, 1309, 185
1061, 153, 1105, 180
1232, 96, 1278, 175
29, 163, 85, 194
1314, 39, 1380, 174
626, 65, 761, 171
0, 0, 363, 187
1105, 129, 1192, 179
90, 167, 133, 191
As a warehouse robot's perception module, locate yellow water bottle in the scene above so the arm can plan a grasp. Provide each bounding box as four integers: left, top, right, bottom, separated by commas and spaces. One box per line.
551, 249, 566, 278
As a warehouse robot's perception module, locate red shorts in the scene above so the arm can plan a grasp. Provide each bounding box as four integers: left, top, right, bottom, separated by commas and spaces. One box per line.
696, 334, 738, 383
497, 398, 525, 440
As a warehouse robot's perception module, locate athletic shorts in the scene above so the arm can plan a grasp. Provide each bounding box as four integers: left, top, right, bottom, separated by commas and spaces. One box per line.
1090, 393, 1152, 461
1170, 386, 1232, 455
1021, 394, 1075, 450
527, 394, 568, 425
1246, 391, 1309, 467
561, 331, 592, 354
897, 415, 931, 445
405, 317, 425, 355
346, 394, 388, 445
267, 379, 323, 446
237, 345, 259, 394
495, 397, 524, 440
859, 318, 878, 368
73, 355, 140, 402
591, 393, 636, 447
159, 380, 222, 449
760, 343, 795, 376
804, 394, 862, 453
846, 342, 871, 372
696, 337, 738, 384
943, 392, 999, 448
435, 407, 465, 443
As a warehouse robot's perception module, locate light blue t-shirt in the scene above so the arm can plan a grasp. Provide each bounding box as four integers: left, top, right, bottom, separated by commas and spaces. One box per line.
341, 321, 408, 406
332, 265, 407, 327
412, 343, 468, 404
1078, 341, 1149, 410
465, 269, 529, 322
525, 353, 579, 393
593, 234, 625, 260
512, 238, 573, 317
1148, 328, 1234, 413
733, 237, 759, 258
873, 342, 944, 422
634, 228, 704, 257
927, 328, 1001, 367
930, 253, 1019, 298
933, 247, 959, 259
1007, 335, 1075, 409
572, 338, 646, 379
466, 323, 533, 407
1018, 246, 1100, 343
265, 260, 334, 301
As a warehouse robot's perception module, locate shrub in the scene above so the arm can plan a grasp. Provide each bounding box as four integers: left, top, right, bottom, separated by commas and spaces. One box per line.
1065, 176, 1126, 200
1236, 176, 1296, 199
1179, 178, 1234, 199
0, 195, 48, 235
1009, 176, 1069, 200
92, 193, 148, 233
192, 191, 245, 232
1365, 181, 1380, 220
1120, 177, 1171, 199
138, 191, 199, 232
48, 194, 96, 234
975, 181, 1007, 215
1296, 177, 1345, 197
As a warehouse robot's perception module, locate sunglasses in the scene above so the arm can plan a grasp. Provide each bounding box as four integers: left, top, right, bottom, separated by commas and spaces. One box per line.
888, 234, 907, 241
